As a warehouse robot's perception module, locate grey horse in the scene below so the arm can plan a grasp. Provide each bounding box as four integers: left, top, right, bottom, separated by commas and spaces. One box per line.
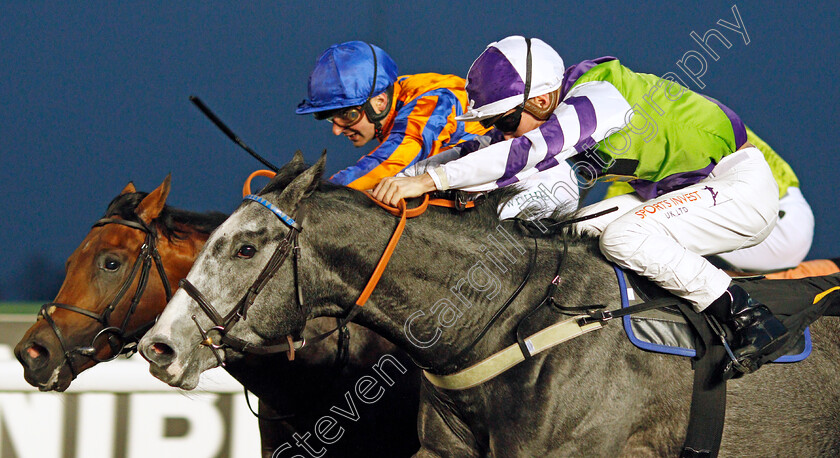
140, 155, 840, 457
15, 157, 419, 457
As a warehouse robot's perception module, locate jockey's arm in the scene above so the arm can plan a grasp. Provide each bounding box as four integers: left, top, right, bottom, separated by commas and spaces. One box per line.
372, 173, 437, 206
331, 90, 469, 190
373, 81, 631, 205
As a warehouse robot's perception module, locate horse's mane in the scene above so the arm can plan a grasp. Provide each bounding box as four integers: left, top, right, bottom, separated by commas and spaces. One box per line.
255, 157, 602, 256
308, 181, 601, 250
103, 192, 228, 240
307, 181, 522, 224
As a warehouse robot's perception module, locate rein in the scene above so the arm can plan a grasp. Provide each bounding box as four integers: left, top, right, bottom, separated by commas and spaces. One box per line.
39, 217, 173, 379
185, 173, 476, 368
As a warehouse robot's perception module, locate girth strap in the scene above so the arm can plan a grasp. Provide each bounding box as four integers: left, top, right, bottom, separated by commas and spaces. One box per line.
424, 316, 604, 390
678, 302, 727, 458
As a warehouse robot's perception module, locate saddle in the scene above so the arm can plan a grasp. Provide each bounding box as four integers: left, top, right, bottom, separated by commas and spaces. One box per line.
571, 267, 840, 458
616, 267, 815, 363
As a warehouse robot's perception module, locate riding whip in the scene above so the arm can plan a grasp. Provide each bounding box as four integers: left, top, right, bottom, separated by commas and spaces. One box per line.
189, 95, 280, 172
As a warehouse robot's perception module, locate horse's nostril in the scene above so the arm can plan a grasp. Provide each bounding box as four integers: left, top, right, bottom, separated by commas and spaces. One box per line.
26, 343, 48, 361
152, 342, 174, 357
17, 342, 50, 371
140, 337, 177, 367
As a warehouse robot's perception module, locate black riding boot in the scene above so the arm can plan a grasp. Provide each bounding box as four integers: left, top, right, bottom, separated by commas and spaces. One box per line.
705, 284, 789, 377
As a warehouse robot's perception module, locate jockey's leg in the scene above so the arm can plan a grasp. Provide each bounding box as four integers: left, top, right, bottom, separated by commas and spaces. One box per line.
715, 187, 814, 272
573, 192, 645, 234
581, 147, 787, 377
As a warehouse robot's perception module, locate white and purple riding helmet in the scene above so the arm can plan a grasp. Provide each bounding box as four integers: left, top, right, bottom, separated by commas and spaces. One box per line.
456, 36, 565, 122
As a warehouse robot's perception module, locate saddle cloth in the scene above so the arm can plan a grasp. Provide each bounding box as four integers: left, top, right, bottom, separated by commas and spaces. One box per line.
612, 265, 811, 363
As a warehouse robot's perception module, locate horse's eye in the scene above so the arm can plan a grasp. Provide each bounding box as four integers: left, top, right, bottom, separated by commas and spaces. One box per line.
237, 245, 257, 259
103, 259, 121, 271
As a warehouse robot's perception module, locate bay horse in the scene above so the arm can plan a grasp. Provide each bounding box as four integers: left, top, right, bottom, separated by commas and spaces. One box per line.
140, 154, 840, 457
14, 157, 420, 457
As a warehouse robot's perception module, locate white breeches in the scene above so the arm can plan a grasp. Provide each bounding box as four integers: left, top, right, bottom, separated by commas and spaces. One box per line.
715, 187, 813, 272
576, 147, 779, 311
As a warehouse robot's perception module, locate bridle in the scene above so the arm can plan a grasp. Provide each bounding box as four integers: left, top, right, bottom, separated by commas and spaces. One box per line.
180, 194, 307, 367
180, 191, 355, 421
38, 217, 173, 379
181, 189, 479, 368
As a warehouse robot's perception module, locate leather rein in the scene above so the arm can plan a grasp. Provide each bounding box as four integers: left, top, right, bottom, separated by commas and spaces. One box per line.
182, 187, 474, 367
39, 217, 173, 379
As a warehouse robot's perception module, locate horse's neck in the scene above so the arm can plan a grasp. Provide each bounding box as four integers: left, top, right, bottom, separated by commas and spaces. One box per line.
156, 222, 212, 285
305, 200, 614, 372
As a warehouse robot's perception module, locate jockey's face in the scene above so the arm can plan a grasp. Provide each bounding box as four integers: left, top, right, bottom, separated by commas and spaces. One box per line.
331, 111, 376, 147
329, 92, 390, 147
502, 110, 545, 141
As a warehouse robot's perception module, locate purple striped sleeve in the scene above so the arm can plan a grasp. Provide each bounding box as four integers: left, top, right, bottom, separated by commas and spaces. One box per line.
535, 114, 565, 171
495, 136, 533, 187
565, 96, 598, 151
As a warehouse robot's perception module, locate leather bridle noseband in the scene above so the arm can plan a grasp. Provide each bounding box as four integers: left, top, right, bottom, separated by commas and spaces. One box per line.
38, 217, 173, 379
180, 194, 308, 367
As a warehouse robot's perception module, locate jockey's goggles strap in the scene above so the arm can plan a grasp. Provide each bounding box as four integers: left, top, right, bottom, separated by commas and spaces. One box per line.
243, 194, 301, 231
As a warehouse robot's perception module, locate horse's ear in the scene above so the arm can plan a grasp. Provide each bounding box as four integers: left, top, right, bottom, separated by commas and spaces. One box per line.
120, 182, 137, 195
279, 152, 326, 207
276, 150, 308, 181
290, 150, 305, 167
135, 174, 172, 223
259, 151, 311, 195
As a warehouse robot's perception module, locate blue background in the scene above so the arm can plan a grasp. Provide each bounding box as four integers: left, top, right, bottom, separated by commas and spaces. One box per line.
1, 1, 838, 300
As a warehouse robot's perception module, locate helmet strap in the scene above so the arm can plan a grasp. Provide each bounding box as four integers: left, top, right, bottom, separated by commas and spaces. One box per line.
524, 88, 561, 120
522, 38, 532, 103
363, 84, 394, 140
363, 42, 393, 140
504, 38, 533, 127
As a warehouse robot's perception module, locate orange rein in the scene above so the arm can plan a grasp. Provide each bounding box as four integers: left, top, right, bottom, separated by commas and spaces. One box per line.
242, 169, 278, 198
242, 169, 474, 307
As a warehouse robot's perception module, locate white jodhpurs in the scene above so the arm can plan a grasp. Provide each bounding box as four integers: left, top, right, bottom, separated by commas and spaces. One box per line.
715, 187, 814, 272
576, 147, 779, 311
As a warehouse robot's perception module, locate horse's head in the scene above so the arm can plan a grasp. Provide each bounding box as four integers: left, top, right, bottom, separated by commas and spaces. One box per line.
14, 176, 202, 391
140, 154, 327, 390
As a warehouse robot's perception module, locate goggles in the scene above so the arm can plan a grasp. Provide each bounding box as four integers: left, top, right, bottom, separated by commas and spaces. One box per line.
480, 105, 525, 133
313, 106, 365, 128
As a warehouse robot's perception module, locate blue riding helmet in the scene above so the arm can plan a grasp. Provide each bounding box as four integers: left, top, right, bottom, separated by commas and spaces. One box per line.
296, 41, 399, 115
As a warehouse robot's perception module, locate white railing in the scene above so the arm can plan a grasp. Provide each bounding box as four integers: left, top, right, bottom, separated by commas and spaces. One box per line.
0, 343, 260, 458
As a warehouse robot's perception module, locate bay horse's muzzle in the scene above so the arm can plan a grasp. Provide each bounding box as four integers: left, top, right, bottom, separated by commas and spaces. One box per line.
16, 339, 50, 372
14, 333, 72, 391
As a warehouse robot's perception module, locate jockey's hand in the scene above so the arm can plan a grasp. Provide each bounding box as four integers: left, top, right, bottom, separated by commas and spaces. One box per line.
372, 173, 436, 207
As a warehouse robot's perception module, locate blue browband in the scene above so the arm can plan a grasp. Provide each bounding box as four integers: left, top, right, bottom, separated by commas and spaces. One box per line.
243, 194, 302, 231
